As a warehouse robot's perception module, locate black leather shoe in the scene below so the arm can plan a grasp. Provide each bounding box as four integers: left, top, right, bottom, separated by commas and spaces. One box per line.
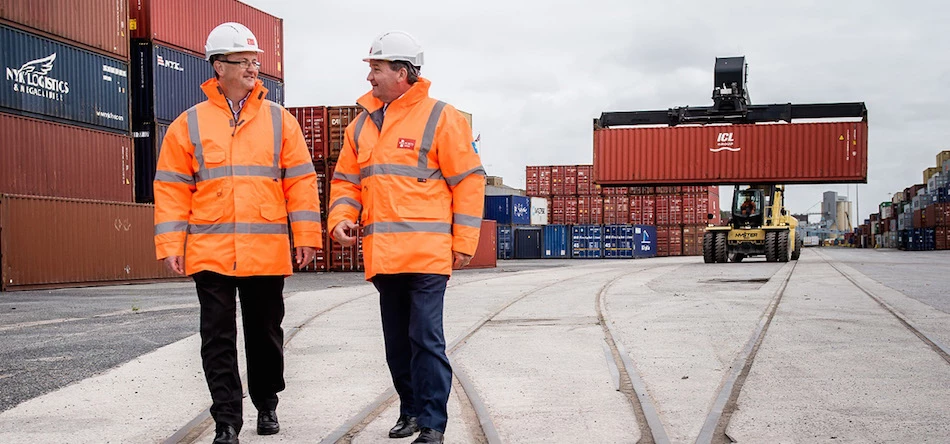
213, 424, 239, 444
411, 428, 444, 443
257, 410, 279, 435
388, 415, 419, 438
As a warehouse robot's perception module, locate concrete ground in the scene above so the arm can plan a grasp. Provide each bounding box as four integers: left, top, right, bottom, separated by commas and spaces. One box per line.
0, 248, 947, 443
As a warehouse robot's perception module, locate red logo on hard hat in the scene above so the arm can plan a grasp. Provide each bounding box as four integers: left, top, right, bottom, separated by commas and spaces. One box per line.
247, 38, 256, 46
397, 138, 416, 150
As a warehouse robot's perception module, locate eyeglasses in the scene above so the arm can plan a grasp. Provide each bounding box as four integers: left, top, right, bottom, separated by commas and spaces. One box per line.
218, 59, 261, 69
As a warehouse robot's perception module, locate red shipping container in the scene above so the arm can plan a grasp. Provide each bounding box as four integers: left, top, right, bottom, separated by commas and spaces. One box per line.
656, 225, 683, 257
526, 166, 540, 196
551, 196, 565, 225
925, 203, 950, 227
537, 166, 552, 196
551, 165, 567, 196
565, 197, 578, 225
576, 165, 594, 195
594, 121, 868, 185
668, 225, 683, 256
913, 209, 924, 229
937, 227, 950, 250
464, 220, 497, 269
656, 195, 671, 225
1, 113, 134, 202
669, 194, 683, 225
682, 193, 698, 225
1, 0, 130, 59
564, 165, 578, 195
288, 106, 328, 161
629, 186, 655, 195
681, 225, 706, 256
129, 0, 284, 79
629, 195, 656, 225
590, 196, 604, 224
577, 195, 593, 225
603, 196, 629, 225
327, 106, 361, 162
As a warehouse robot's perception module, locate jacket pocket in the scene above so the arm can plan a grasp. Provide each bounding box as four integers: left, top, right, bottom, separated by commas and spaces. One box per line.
191, 203, 224, 222
260, 203, 288, 221
203, 149, 226, 165
397, 201, 449, 221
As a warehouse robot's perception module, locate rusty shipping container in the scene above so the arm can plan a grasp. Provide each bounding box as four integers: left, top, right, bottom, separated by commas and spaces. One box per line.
0, 195, 179, 290
129, 0, 283, 79
288, 106, 328, 162
594, 121, 869, 185
464, 220, 497, 269
0, 0, 129, 59
1, 113, 134, 202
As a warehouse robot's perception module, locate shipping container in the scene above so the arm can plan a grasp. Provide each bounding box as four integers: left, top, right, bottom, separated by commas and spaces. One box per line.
496, 224, 512, 259
537, 166, 552, 196
513, 226, 542, 259
1, 24, 129, 132
288, 106, 327, 161
526, 166, 540, 196
571, 225, 603, 258
542, 225, 570, 258
530, 196, 549, 225
0, 195, 179, 290
656, 225, 683, 257
630, 194, 656, 225
0, 0, 129, 59
633, 225, 657, 258
329, 226, 363, 271
564, 165, 578, 195
131, 40, 283, 125
131, 121, 169, 203
924, 167, 941, 184
484, 195, 530, 225
594, 121, 868, 185
128, 0, 284, 79
576, 165, 594, 195
924, 203, 950, 228
603, 195, 629, 225
681, 224, 706, 256
551, 165, 567, 196
937, 227, 950, 250
465, 220, 497, 269
1, 112, 134, 202
603, 224, 634, 258
327, 105, 361, 162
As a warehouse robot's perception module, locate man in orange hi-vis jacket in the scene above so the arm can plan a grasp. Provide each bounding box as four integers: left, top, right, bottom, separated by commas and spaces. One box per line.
152, 22, 321, 444
328, 31, 485, 444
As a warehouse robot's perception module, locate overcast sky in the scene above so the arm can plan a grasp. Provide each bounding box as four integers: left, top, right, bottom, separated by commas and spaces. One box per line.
244, 0, 949, 227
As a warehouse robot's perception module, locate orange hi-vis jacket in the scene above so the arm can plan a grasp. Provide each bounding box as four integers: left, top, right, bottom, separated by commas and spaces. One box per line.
153, 78, 322, 277
328, 78, 485, 280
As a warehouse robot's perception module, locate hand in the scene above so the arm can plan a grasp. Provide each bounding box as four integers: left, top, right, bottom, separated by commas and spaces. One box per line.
333, 220, 359, 247
295, 246, 317, 267
452, 251, 472, 269
164, 256, 185, 275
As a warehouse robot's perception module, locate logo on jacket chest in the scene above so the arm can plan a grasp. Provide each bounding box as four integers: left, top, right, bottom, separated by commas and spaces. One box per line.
397, 138, 416, 150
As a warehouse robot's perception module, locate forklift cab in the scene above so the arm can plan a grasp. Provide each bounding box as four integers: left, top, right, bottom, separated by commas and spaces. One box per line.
732, 188, 764, 227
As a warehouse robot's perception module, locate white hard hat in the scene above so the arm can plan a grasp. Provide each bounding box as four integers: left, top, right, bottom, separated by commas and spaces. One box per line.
205, 22, 264, 61
363, 31, 424, 67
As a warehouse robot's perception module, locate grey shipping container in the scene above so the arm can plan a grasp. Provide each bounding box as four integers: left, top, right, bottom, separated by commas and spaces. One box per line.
1, 24, 129, 132
131, 39, 284, 125
132, 121, 170, 203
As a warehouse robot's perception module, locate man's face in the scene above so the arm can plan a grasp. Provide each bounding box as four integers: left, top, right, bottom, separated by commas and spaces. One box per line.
215, 51, 260, 93
367, 60, 403, 102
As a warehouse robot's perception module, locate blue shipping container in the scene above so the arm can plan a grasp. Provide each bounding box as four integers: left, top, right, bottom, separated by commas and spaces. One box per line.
132, 40, 285, 125
1, 25, 129, 132
542, 225, 570, 258
633, 225, 657, 258
132, 121, 170, 203
604, 224, 635, 258
497, 224, 513, 259
572, 225, 603, 258
484, 195, 531, 225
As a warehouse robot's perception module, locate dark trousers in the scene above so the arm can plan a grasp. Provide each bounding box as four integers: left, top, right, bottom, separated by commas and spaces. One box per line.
373, 273, 452, 433
193, 271, 286, 432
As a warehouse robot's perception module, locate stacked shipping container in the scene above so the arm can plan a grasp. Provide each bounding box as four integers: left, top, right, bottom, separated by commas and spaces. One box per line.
858, 150, 950, 251
528, 165, 719, 257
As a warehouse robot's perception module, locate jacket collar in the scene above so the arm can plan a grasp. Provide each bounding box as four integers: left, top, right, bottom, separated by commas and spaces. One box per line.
357, 77, 431, 114
201, 77, 268, 119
